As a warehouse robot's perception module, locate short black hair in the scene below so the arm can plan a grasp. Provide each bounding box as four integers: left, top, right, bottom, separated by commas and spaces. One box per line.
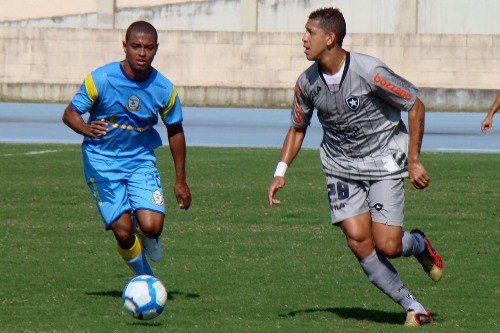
125, 21, 158, 44
308, 8, 346, 46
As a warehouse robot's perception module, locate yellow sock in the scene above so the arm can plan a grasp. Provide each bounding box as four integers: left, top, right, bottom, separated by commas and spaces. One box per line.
116, 235, 154, 276
116, 235, 142, 261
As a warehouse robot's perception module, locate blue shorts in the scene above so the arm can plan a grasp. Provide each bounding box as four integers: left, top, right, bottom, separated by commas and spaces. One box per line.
84, 154, 165, 229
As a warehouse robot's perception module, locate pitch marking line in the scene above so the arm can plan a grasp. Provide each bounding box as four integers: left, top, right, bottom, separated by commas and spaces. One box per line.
0, 149, 61, 157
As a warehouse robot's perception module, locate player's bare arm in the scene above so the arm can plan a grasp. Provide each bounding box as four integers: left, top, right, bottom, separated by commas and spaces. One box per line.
268, 126, 307, 206
407, 97, 429, 189
62, 105, 108, 139
481, 94, 500, 133
167, 123, 191, 210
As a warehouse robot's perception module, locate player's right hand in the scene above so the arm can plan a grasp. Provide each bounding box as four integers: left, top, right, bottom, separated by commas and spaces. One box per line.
268, 176, 286, 206
88, 119, 109, 139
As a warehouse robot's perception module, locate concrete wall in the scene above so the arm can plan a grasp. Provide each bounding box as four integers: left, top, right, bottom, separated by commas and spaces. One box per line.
0, 0, 499, 110
2, 0, 500, 35
1, 26, 498, 110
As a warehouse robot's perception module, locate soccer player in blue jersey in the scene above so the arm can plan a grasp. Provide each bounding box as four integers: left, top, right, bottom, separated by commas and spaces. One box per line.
62, 21, 191, 277
268, 8, 443, 326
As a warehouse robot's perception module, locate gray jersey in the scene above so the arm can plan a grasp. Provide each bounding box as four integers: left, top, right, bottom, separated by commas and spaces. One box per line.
291, 52, 418, 180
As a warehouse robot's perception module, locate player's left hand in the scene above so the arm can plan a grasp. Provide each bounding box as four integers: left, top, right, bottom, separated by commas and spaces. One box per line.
408, 161, 430, 189
174, 180, 191, 210
481, 117, 493, 133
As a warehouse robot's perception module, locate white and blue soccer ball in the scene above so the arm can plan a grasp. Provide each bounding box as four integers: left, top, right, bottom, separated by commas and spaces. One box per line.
122, 275, 167, 320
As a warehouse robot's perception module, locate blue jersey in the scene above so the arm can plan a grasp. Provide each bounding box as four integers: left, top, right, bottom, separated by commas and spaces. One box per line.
71, 62, 183, 160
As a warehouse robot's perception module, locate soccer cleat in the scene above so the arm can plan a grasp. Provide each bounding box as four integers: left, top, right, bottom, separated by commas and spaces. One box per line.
411, 229, 443, 282
134, 218, 163, 263
404, 309, 433, 326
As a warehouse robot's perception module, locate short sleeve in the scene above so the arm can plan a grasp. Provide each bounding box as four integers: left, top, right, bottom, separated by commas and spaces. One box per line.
160, 88, 183, 126
369, 65, 418, 112
291, 78, 314, 128
70, 73, 98, 115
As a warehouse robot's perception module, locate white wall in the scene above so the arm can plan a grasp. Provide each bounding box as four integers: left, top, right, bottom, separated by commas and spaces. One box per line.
0, 1, 498, 109
1, 27, 498, 109
1, 0, 499, 34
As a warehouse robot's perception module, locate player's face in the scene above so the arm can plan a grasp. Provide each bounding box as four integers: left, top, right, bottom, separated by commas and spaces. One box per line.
122, 31, 158, 79
302, 19, 329, 61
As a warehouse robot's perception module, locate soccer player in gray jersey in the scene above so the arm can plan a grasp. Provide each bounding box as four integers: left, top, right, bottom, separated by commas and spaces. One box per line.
268, 7, 443, 327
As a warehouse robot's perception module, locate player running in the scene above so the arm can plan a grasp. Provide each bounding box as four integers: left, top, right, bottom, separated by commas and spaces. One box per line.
268, 8, 443, 326
62, 21, 191, 277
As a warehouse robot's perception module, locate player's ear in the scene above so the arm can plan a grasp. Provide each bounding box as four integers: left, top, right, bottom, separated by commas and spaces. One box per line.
327, 32, 336, 47
122, 40, 127, 53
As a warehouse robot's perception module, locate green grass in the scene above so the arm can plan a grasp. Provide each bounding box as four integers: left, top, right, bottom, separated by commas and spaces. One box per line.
0, 144, 498, 332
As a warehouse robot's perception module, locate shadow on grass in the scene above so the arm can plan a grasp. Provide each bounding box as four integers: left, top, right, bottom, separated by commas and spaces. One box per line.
280, 307, 429, 325
86, 290, 122, 297
128, 321, 162, 327
167, 290, 201, 300
85, 290, 201, 301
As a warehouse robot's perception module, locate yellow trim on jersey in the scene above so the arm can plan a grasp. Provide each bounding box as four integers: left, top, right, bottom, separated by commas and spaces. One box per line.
159, 87, 177, 122
89, 177, 102, 206
116, 235, 142, 261
84, 73, 98, 104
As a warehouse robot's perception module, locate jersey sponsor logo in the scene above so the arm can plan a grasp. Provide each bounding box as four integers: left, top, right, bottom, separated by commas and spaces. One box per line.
373, 73, 412, 101
325, 121, 360, 138
345, 96, 360, 111
126, 95, 141, 111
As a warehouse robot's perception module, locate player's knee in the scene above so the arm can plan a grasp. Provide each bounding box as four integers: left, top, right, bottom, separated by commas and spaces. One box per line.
112, 226, 135, 249
346, 238, 372, 259
138, 218, 164, 237
376, 241, 402, 259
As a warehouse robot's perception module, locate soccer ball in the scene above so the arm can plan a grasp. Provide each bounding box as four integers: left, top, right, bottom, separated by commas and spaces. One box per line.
122, 275, 167, 320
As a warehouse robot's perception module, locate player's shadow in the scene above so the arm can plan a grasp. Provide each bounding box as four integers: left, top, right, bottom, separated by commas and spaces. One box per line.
281, 307, 435, 325
167, 290, 201, 300
85, 289, 200, 301
86, 290, 122, 297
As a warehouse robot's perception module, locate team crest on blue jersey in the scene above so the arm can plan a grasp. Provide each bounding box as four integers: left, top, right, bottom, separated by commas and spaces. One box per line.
150, 189, 164, 205
345, 96, 360, 111
126, 95, 141, 111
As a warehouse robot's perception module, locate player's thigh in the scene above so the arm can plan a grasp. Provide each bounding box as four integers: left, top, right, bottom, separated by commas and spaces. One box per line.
368, 179, 404, 256
325, 174, 369, 224
372, 222, 403, 257
127, 163, 166, 217
367, 178, 404, 226
86, 178, 131, 229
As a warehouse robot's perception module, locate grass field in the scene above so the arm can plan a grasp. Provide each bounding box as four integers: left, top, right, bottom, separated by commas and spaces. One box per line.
0, 144, 498, 332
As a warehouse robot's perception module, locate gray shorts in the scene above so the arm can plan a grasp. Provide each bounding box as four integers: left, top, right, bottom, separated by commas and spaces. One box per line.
325, 174, 405, 226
